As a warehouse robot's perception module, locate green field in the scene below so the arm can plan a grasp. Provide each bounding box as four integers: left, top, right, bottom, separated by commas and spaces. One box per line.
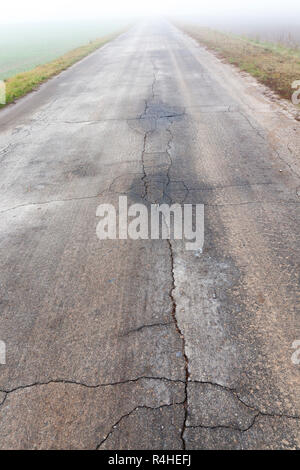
0, 21, 124, 80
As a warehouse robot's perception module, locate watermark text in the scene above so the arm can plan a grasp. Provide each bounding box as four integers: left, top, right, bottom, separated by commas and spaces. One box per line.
0, 340, 6, 365
96, 196, 204, 251
0, 80, 6, 105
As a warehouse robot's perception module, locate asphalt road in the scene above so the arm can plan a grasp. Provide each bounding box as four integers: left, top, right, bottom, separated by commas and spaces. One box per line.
0, 21, 299, 449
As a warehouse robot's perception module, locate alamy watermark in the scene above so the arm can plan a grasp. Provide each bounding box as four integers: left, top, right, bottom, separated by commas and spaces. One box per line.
291, 340, 300, 365
96, 196, 204, 251
0, 80, 6, 105
291, 80, 300, 106
0, 340, 6, 365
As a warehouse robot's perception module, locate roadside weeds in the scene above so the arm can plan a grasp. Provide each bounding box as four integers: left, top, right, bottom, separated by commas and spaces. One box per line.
176, 24, 300, 103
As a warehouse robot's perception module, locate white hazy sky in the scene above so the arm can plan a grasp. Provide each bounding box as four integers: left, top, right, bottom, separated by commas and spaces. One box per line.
1, 0, 300, 23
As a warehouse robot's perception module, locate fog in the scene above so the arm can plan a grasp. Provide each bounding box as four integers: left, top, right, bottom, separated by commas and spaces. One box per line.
1, 0, 300, 44
1, 0, 300, 23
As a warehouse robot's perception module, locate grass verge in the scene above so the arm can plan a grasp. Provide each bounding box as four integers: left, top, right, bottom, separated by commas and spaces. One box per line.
176, 24, 300, 101
0, 32, 121, 108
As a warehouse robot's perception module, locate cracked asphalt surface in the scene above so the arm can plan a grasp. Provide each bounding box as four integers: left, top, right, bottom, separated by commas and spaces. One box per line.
0, 20, 299, 449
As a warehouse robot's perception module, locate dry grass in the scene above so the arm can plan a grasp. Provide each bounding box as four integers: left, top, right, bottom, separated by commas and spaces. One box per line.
1, 33, 120, 108
177, 25, 300, 100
